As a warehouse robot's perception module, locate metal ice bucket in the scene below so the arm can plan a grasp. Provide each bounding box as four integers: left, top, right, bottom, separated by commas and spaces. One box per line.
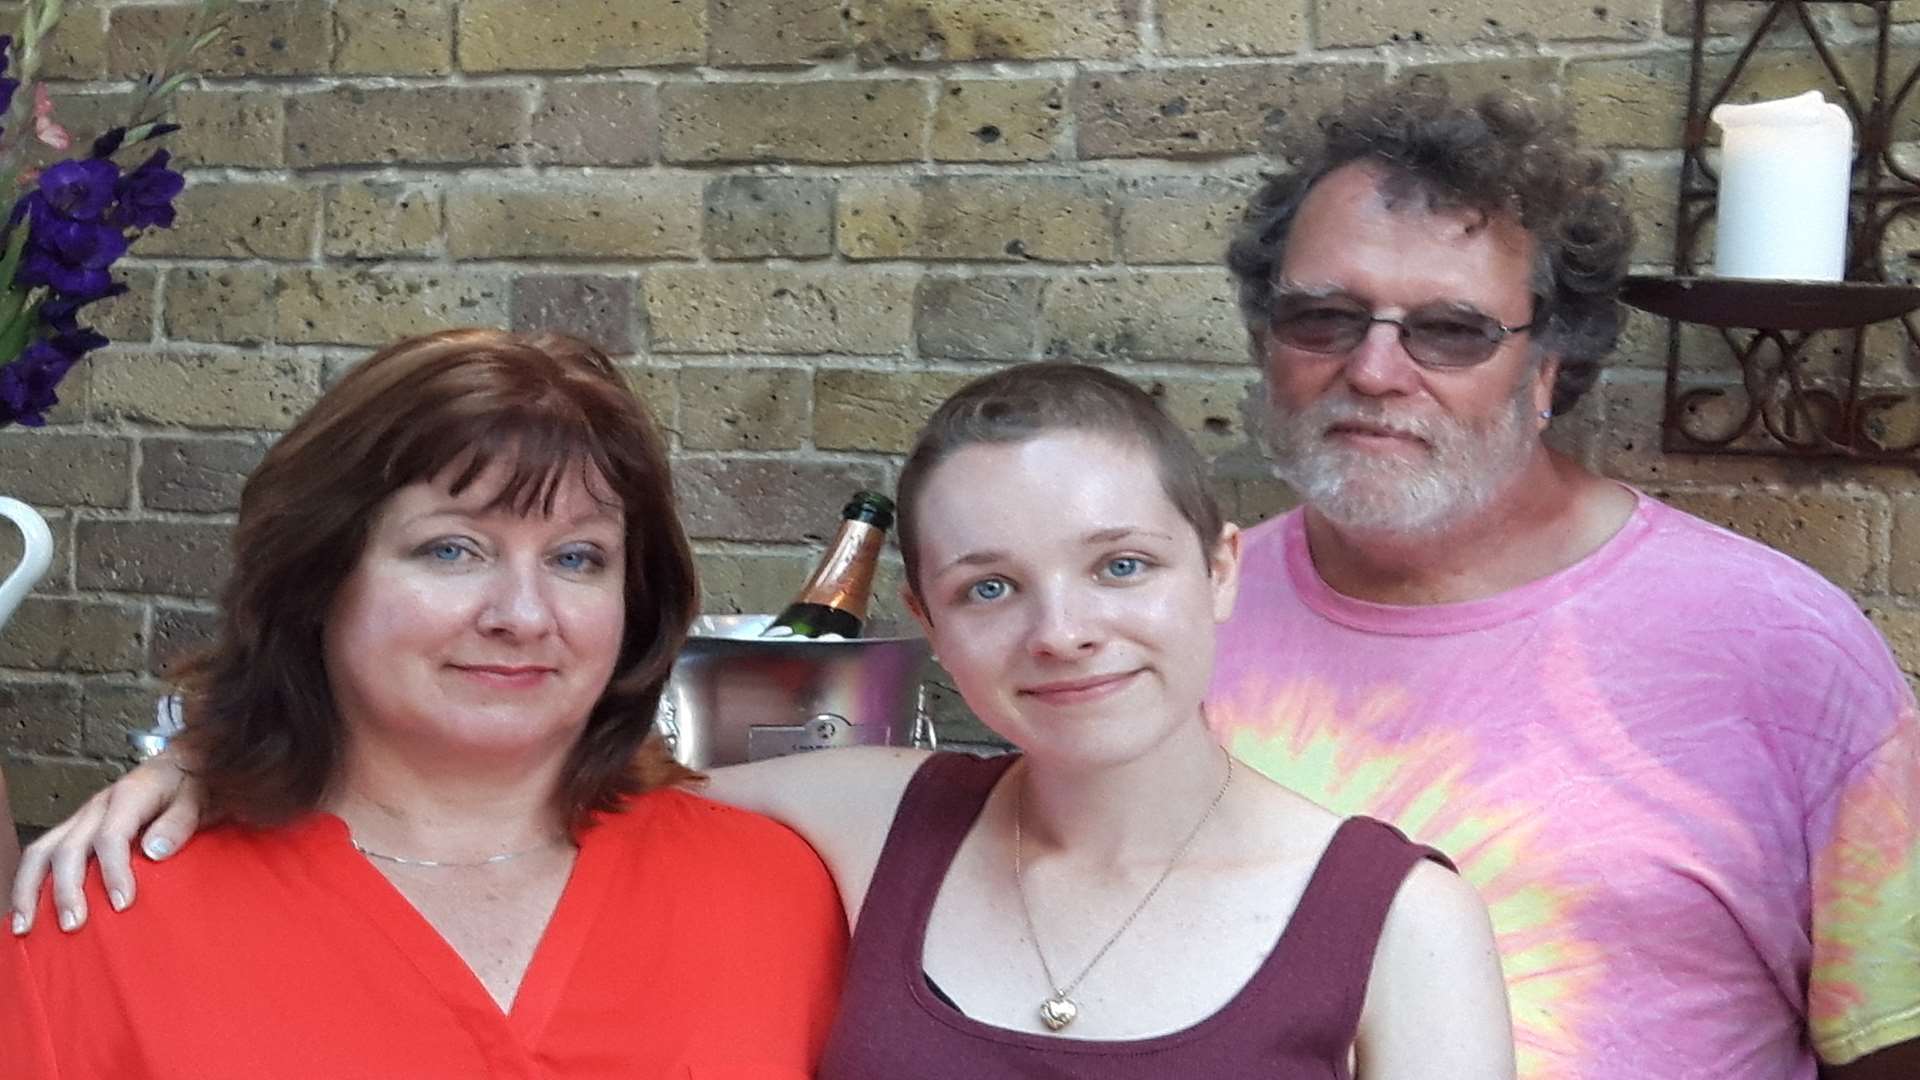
656, 614, 936, 769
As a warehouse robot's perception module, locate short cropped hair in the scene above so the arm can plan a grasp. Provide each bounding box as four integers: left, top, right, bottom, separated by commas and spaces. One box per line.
175, 328, 699, 830
896, 362, 1224, 601
1227, 81, 1635, 414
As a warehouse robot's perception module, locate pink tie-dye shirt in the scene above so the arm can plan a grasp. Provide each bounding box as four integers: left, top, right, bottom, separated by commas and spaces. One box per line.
1207, 492, 1920, 1079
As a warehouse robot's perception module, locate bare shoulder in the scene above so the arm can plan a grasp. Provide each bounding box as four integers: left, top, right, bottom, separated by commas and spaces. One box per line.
1379, 859, 1492, 948
1357, 859, 1513, 1077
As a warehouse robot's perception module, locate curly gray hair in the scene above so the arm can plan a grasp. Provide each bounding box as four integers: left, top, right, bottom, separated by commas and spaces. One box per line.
1226, 81, 1635, 414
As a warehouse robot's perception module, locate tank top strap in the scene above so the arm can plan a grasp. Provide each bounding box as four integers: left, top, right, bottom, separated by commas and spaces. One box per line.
1260, 815, 1457, 1052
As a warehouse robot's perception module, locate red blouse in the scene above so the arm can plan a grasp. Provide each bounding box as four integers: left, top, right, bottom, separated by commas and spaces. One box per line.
2, 788, 847, 1079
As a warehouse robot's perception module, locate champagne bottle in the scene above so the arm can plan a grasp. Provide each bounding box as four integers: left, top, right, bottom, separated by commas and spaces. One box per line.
762, 491, 894, 640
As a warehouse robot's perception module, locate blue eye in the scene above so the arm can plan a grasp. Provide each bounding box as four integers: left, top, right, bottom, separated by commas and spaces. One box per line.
1105, 556, 1144, 579
966, 578, 1010, 602
423, 540, 469, 562
554, 547, 606, 573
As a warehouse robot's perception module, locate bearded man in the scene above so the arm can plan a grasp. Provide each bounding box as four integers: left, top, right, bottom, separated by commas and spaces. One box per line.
1205, 84, 1920, 1080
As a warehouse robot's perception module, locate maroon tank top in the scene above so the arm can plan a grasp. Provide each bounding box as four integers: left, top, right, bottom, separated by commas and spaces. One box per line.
816, 752, 1454, 1079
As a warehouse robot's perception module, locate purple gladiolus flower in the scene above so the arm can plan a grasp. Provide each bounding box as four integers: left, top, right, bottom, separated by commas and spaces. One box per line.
49, 327, 109, 358
36, 283, 126, 334
39, 158, 120, 222
17, 215, 129, 299
0, 340, 74, 427
112, 150, 184, 230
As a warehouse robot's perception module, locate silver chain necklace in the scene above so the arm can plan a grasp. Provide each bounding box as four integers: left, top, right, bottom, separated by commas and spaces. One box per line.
1012, 753, 1234, 1032
351, 837, 563, 869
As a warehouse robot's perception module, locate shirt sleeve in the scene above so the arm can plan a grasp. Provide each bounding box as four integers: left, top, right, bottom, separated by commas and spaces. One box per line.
1807, 698, 1920, 1065
0, 936, 61, 1079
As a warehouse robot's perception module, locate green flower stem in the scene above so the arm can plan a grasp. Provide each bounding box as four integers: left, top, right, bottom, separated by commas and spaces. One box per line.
0, 289, 39, 360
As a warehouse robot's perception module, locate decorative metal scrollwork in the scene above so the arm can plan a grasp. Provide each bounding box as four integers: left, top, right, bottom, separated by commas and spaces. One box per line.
1644, 0, 1920, 466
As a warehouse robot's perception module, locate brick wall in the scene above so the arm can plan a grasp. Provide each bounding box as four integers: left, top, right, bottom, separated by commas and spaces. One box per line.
2, 0, 1917, 825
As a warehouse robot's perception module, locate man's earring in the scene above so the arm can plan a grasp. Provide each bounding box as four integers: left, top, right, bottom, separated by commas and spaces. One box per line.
1539, 409, 1553, 421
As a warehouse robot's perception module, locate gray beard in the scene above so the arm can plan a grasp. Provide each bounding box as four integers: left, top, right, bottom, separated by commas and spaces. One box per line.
1265, 380, 1539, 536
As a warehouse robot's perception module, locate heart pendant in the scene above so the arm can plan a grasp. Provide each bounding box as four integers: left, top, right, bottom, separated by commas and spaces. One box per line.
1039, 994, 1078, 1031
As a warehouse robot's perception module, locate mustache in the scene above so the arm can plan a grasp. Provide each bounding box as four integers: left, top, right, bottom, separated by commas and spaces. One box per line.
1276, 395, 1448, 444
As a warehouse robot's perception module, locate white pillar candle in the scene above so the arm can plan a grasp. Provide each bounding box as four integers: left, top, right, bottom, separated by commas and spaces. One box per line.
1710, 90, 1853, 281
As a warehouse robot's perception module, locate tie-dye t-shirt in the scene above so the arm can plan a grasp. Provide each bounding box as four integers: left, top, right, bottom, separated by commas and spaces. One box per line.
1206, 493, 1920, 1079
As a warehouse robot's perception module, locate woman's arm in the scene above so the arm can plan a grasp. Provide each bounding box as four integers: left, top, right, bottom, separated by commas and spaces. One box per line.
700, 746, 929, 925
10, 743, 935, 934
9, 750, 200, 934
1354, 861, 1516, 1079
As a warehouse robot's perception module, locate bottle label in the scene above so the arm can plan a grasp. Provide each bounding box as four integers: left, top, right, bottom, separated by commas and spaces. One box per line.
794, 519, 884, 615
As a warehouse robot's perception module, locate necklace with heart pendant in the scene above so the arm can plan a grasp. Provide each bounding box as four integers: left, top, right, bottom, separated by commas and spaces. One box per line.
1038, 993, 1079, 1032
1013, 754, 1234, 1033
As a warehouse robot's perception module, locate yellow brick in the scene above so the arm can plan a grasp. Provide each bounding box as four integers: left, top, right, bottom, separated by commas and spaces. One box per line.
133, 184, 318, 260
323, 181, 441, 259
1076, 62, 1384, 159
645, 266, 915, 355
838, 177, 1116, 263
169, 90, 285, 168
164, 268, 278, 345
704, 177, 834, 260
88, 269, 158, 343
38, 0, 109, 79
275, 270, 509, 347
679, 366, 812, 451
1400, 58, 1566, 109
92, 347, 319, 429
1566, 55, 1690, 152
288, 87, 526, 167
333, 0, 453, 75
1894, 494, 1920, 595
710, 0, 848, 64
813, 368, 974, 453
1158, 0, 1305, 56
932, 79, 1065, 163
1144, 374, 1262, 459
850, 0, 1136, 61
620, 361, 679, 435
447, 180, 702, 260
661, 80, 929, 164
1318, 0, 1651, 47
1041, 272, 1247, 364
109, 0, 330, 77
1620, 157, 1682, 269
1118, 174, 1257, 264
459, 0, 704, 71
1864, 604, 1920, 686
696, 551, 816, 616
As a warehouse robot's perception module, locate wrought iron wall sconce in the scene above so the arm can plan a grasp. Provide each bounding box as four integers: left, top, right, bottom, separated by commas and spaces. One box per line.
1619, 0, 1920, 464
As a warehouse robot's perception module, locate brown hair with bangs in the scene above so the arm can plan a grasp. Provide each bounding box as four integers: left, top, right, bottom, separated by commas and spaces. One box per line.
173, 327, 699, 830
896, 362, 1224, 603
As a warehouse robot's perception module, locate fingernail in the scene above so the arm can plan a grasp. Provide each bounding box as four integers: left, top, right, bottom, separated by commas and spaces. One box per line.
57, 908, 78, 932
108, 890, 128, 912
10, 912, 26, 936
144, 837, 172, 859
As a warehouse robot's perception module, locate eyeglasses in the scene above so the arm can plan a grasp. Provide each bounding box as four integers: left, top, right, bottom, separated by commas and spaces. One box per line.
1268, 292, 1536, 369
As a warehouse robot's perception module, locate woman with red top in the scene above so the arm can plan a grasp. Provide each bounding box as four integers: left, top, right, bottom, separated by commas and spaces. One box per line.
17, 362, 1510, 1077
0, 329, 846, 1078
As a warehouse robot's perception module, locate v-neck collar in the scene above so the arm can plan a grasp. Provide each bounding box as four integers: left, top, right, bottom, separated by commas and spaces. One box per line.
282, 809, 625, 1056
